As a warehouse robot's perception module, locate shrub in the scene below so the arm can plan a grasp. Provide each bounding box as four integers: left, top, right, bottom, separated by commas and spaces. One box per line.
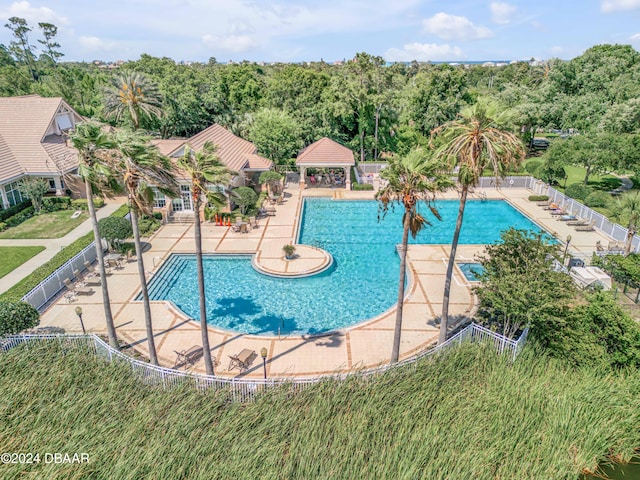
353, 183, 374, 191
233, 186, 258, 215
98, 216, 132, 249
528, 195, 549, 202
71, 198, 105, 210
565, 183, 593, 201
585, 191, 612, 208
0, 301, 39, 336
0, 222, 5, 231
525, 160, 541, 174
4, 206, 35, 227
152, 211, 163, 221
138, 217, 161, 236
0, 199, 31, 222
42, 196, 71, 212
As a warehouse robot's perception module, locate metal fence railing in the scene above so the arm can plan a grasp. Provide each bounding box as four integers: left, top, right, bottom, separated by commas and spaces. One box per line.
1, 323, 528, 402
20, 239, 107, 311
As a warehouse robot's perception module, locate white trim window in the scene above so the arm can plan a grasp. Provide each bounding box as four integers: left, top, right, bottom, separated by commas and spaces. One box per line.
4, 181, 25, 206
152, 188, 166, 208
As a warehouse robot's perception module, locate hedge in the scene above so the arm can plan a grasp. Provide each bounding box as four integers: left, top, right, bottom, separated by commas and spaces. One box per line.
0, 199, 31, 222
0, 301, 39, 336
0, 203, 129, 303
42, 196, 71, 212
3, 206, 35, 228
528, 195, 549, 202
71, 198, 105, 210
353, 183, 374, 191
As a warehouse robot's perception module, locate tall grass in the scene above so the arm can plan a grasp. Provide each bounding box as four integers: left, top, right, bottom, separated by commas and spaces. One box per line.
0, 342, 638, 479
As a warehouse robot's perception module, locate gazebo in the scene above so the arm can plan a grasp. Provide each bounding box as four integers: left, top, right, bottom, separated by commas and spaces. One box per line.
296, 137, 355, 189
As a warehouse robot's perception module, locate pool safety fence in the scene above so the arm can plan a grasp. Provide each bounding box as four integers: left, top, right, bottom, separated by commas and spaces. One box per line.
1, 322, 528, 402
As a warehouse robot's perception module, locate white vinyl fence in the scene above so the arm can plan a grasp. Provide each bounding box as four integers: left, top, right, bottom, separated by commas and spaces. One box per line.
20, 239, 107, 311
1, 322, 528, 402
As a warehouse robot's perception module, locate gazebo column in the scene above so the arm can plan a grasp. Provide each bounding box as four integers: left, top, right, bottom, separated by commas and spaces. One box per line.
53, 176, 64, 196
299, 166, 307, 189
345, 166, 351, 190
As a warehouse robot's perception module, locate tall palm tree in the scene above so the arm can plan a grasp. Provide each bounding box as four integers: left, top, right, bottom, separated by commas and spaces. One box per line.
611, 191, 640, 255
178, 141, 235, 375
376, 148, 452, 363
432, 101, 525, 344
103, 71, 162, 130
69, 121, 120, 349
112, 130, 178, 365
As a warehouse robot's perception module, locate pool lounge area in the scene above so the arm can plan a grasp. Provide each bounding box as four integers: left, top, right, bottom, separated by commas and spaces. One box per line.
37, 184, 611, 378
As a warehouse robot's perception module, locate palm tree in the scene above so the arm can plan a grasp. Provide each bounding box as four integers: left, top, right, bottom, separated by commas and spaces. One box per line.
178, 141, 235, 375
432, 101, 525, 344
112, 130, 178, 365
103, 71, 162, 130
376, 148, 452, 363
69, 121, 120, 349
611, 192, 640, 255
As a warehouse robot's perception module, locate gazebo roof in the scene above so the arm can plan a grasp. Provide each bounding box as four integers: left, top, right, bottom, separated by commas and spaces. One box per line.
296, 137, 354, 167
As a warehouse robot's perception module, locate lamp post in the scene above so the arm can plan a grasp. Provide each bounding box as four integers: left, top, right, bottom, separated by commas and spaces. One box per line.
564, 235, 572, 266
74, 306, 86, 334
260, 347, 268, 380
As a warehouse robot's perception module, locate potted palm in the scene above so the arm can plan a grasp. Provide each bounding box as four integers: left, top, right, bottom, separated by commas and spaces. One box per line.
283, 244, 296, 260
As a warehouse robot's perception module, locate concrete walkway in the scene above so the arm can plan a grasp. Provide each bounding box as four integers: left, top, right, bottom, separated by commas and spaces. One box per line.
0, 198, 125, 295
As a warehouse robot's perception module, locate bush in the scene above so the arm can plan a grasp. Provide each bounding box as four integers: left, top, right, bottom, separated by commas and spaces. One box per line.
0, 222, 5, 231
152, 211, 163, 221
71, 198, 105, 210
0, 301, 39, 336
585, 191, 612, 208
525, 160, 541, 174
138, 217, 161, 236
233, 186, 258, 215
0, 199, 31, 222
353, 183, 374, 191
528, 195, 549, 202
565, 183, 593, 201
98, 217, 132, 248
4, 206, 35, 227
42, 196, 71, 212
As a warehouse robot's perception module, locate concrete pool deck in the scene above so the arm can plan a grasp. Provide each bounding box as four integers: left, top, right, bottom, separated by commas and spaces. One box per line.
38, 184, 611, 378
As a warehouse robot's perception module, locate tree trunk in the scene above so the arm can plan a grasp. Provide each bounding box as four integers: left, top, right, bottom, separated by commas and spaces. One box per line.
440, 186, 469, 344
584, 164, 591, 185
391, 211, 411, 363
194, 196, 215, 375
374, 103, 382, 161
85, 181, 119, 350
130, 208, 158, 365
625, 225, 635, 256
359, 125, 365, 164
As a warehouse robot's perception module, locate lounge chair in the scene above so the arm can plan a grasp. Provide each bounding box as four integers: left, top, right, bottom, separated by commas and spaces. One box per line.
63, 278, 94, 296
575, 220, 596, 232
543, 203, 560, 210
227, 348, 256, 371
550, 208, 568, 216
567, 218, 588, 226
537, 200, 552, 207
173, 345, 204, 368
557, 214, 577, 222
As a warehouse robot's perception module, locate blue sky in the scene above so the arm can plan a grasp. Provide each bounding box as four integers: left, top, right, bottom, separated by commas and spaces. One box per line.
1, 0, 640, 63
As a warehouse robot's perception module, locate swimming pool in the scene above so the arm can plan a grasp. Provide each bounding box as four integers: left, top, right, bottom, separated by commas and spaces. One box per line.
145, 199, 544, 335
457, 263, 486, 282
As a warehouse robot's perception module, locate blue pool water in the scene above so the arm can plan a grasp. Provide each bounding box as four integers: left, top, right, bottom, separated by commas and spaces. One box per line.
145, 199, 544, 335
458, 263, 486, 282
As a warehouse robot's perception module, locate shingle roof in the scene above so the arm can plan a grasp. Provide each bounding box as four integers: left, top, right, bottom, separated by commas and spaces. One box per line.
156, 124, 273, 173
296, 137, 355, 166
0, 95, 80, 183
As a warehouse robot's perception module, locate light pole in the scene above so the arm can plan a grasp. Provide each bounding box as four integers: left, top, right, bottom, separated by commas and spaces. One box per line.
74, 306, 86, 334
260, 347, 268, 380
564, 235, 572, 266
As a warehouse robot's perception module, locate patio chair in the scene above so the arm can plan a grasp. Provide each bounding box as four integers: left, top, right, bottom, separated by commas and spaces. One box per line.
575, 220, 596, 232
543, 203, 559, 210
557, 214, 577, 222
227, 348, 256, 371
126, 250, 137, 262
567, 218, 588, 226
173, 345, 204, 368
63, 278, 94, 296
550, 207, 568, 216
248, 216, 258, 228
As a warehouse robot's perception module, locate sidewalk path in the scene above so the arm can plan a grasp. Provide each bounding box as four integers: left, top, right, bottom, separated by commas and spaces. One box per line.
0, 199, 125, 295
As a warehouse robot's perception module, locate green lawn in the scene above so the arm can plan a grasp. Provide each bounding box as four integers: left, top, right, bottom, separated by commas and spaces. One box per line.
0, 210, 88, 239
0, 246, 45, 279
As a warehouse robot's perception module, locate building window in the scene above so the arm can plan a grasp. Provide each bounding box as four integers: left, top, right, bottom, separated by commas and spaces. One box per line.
4, 181, 25, 207
152, 188, 166, 208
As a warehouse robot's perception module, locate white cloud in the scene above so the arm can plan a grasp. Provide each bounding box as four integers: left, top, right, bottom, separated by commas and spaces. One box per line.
601, 0, 640, 12
78, 36, 118, 52
630, 33, 640, 40
384, 42, 463, 62
490, 2, 517, 24
0, 1, 68, 25
423, 12, 493, 41
201, 34, 258, 53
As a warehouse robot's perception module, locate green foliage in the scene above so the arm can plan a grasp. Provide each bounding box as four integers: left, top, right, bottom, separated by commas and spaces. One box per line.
232, 186, 258, 215
0, 301, 39, 336
18, 177, 50, 213
352, 183, 374, 190
0, 200, 31, 222
584, 191, 612, 208
3, 206, 34, 227
258, 171, 283, 195
71, 198, 105, 210
0, 246, 45, 279
41, 196, 71, 212
528, 195, 549, 201
98, 217, 132, 244
137, 216, 161, 236
1, 343, 639, 479
565, 182, 593, 201
0, 222, 5, 232
475, 228, 576, 338
0, 204, 128, 303
246, 108, 303, 164
524, 160, 541, 174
